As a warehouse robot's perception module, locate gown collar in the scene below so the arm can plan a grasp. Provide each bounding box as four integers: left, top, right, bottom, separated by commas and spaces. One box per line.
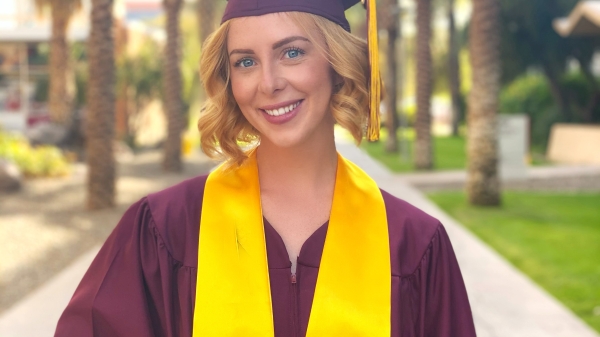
263, 218, 329, 270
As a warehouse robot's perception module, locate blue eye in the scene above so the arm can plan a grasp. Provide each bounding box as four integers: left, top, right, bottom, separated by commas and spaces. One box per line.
284, 48, 304, 59
236, 58, 255, 68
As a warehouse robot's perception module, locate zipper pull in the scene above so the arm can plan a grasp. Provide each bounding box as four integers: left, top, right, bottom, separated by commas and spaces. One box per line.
291, 273, 297, 284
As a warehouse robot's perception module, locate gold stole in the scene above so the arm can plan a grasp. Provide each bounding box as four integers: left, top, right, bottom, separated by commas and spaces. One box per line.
193, 151, 390, 336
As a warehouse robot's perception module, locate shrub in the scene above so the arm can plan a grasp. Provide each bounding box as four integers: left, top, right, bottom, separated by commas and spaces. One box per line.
0, 131, 70, 178
499, 71, 599, 150
500, 73, 554, 115
562, 72, 595, 121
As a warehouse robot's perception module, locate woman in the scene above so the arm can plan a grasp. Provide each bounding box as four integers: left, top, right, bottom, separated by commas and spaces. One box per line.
55, 0, 476, 336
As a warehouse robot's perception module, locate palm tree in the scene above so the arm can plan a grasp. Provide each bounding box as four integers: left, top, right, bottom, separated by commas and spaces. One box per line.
448, 0, 462, 137
34, 0, 81, 125
162, 0, 184, 172
467, 0, 501, 206
197, 0, 217, 45
86, 0, 116, 210
414, 0, 433, 169
196, 0, 217, 104
384, 0, 400, 153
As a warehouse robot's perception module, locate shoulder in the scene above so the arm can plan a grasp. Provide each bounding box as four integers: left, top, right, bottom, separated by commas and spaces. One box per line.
143, 174, 209, 267
146, 174, 208, 214
380, 189, 443, 277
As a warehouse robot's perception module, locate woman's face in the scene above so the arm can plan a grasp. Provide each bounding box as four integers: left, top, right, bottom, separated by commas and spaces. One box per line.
227, 13, 336, 149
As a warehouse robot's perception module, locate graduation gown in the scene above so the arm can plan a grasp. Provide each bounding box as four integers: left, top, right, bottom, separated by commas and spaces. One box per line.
55, 175, 476, 337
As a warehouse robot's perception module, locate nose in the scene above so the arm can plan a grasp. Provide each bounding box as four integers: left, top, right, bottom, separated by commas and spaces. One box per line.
258, 62, 286, 95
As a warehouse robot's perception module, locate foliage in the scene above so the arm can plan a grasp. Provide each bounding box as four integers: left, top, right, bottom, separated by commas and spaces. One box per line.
500, 72, 600, 149
33, 77, 49, 103
494, 0, 600, 125
180, 11, 203, 110
146, 8, 207, 121
431, 25, 469, 96
116, 40, 163, 105
500, 73, 554, 114
32, 42, 88, 108
115, 38, 162, 147
74, 64, 88, 107
0, 131, 70, 178
500, 73, 558, 149
498, 0, 582, 84
33, 66, 87, 108
429, 191, 600, 333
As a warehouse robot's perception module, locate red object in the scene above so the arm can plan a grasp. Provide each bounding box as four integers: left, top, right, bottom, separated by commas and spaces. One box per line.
222, 0, 361, 31
55, 175, 476, 337
26, 115, 51, 127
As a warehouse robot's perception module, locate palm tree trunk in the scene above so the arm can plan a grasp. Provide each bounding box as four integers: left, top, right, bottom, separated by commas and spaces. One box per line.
414, 0, 433, 170
196, 0, 216, 104
467, 0, 501, 206
162, 0, 184, 172
448, 0, 461, 137
197, 0, 216, 45
49, 5, 74, 125
86, 0, 116, 210
384, 0, 399, 153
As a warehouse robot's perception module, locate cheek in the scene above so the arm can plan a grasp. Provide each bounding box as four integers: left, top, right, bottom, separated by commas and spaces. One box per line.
230, 73, 253, 107
292, 62, 334, 97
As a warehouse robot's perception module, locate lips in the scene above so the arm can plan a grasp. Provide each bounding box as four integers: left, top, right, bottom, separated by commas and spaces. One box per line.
259, 99, 304, 125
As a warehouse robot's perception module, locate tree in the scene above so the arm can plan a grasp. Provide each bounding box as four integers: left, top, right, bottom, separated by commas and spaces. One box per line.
414, 0, 433, 169
499, 0, 600, 122
34, 0, 81, 125
447, 0, 462, 136
162, 0, 185, 172
116, 40, 163, 147
197, 0, 217, 45
383, 0, 400, 153
467, 0, 501, 206
86, 0, 116, 210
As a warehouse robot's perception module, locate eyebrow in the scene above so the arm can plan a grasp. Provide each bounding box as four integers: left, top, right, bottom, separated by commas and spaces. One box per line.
272, 36, 310, 50
229, 36, 310, 56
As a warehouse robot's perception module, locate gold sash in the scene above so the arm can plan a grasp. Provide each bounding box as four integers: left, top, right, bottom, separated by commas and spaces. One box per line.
193, 151, 390, 336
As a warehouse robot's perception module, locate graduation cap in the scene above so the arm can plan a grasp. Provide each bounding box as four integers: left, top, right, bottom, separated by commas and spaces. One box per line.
222, 0, 381, 141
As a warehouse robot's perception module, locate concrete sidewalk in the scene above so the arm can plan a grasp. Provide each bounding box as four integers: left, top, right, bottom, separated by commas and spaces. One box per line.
0, 143, 598, 336
0, 246, 101, 337
337, 142, 599, 337
399, 164, 600, 192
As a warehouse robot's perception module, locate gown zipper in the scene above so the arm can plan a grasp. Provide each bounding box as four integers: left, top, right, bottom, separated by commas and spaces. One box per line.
291, 272, 298, 337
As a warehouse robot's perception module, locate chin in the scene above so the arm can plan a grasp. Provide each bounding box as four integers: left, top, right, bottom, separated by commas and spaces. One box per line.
260, 132, 306, 149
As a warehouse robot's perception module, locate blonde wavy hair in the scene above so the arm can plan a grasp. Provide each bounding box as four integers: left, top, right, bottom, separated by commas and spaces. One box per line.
198, 11, 370, 165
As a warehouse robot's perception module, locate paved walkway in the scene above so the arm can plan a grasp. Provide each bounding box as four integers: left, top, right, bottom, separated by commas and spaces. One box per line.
400, 164, 600, 192
0, 142, 598, 337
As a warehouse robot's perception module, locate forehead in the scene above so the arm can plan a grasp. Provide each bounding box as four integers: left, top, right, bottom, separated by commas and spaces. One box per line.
227, 13, 308, 49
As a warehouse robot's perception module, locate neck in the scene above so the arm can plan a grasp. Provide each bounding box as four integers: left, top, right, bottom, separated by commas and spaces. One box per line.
256, 129, 337, 193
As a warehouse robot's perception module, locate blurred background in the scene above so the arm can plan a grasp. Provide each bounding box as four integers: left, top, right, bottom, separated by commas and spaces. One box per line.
0, 0, 599, 336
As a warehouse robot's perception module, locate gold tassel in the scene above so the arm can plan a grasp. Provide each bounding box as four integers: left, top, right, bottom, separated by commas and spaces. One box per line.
365, 0, 381, 141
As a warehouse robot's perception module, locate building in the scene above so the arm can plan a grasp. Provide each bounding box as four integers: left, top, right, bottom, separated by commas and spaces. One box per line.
0, 0, 91, 131
0, 0, 162, 133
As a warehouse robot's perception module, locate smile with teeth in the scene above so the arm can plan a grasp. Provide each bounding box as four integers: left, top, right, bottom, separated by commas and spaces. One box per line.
263, 101, 301, 116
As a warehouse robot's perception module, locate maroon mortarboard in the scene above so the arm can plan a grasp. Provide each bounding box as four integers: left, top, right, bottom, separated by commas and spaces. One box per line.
221, 0, 382, 141
222, 0, 361, 32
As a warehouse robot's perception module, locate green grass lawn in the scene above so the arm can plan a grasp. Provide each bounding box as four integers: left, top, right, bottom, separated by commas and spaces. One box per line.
360, 129, 467, 172
361, 128, 550, 172
428, 191, 600, 332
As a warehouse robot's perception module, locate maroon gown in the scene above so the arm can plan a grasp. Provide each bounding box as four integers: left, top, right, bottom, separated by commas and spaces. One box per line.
54, 175, 476, 337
